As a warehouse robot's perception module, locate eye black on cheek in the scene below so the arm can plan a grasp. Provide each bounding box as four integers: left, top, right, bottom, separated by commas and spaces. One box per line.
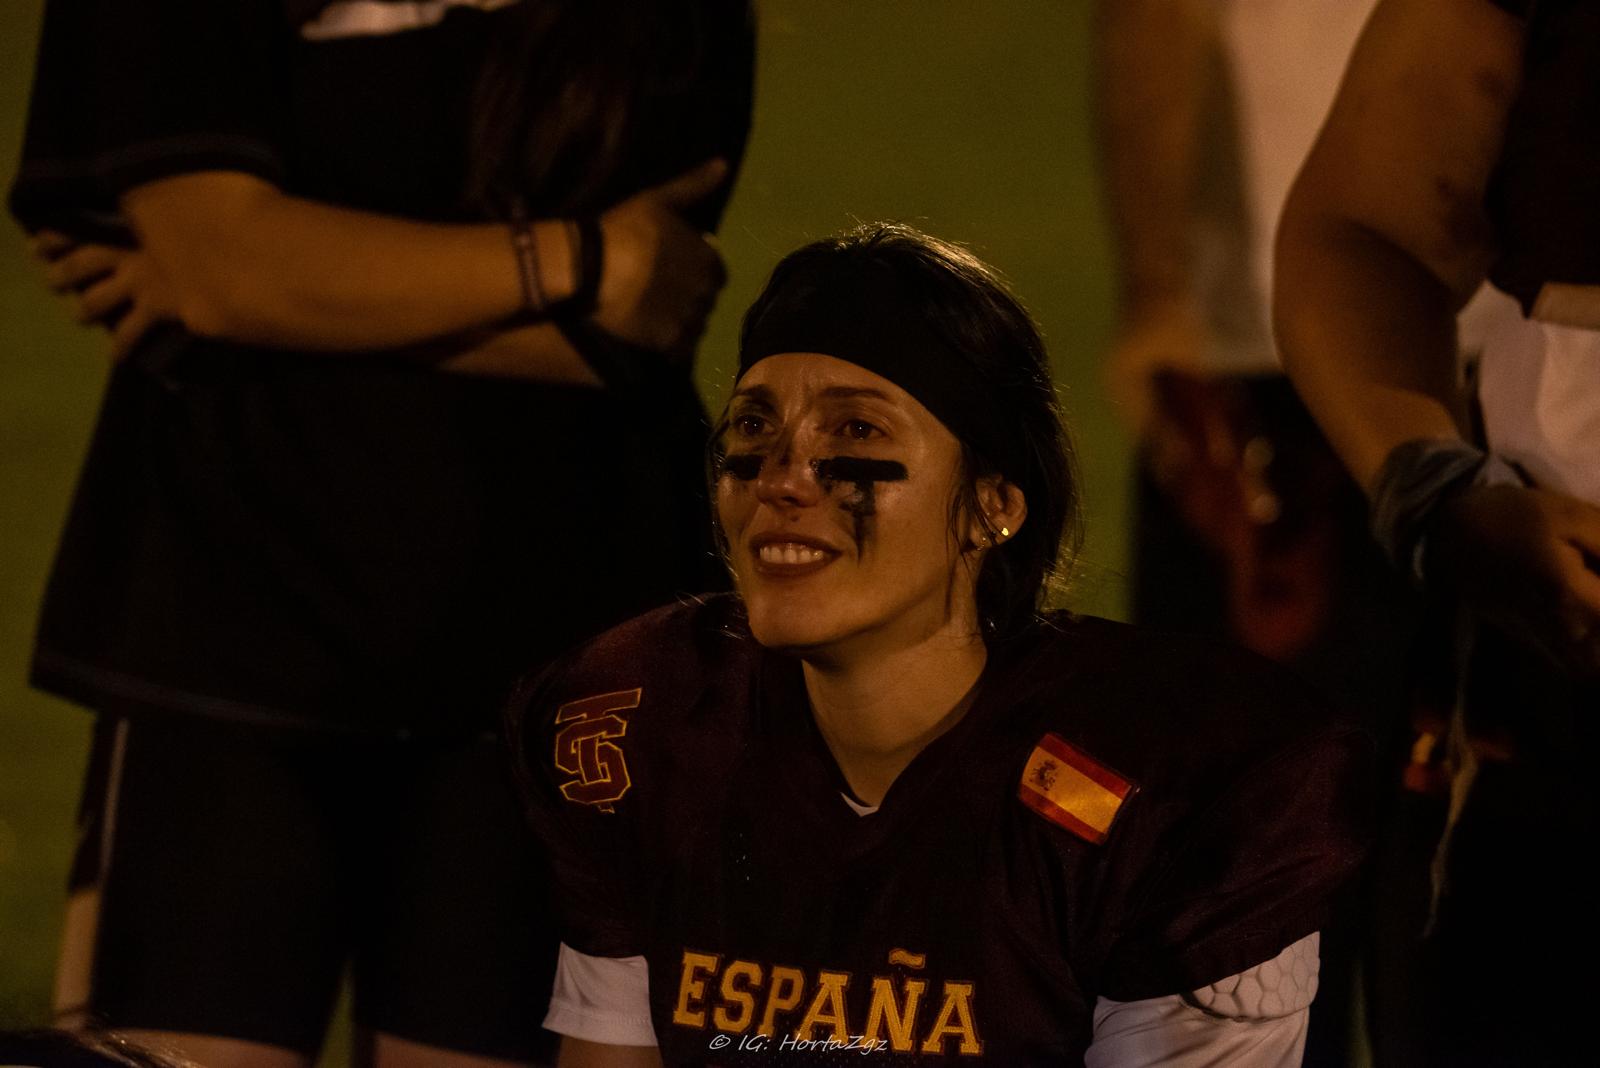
810, 457, 909, 554
720, 452, 763, 481
810, 457, 908, 484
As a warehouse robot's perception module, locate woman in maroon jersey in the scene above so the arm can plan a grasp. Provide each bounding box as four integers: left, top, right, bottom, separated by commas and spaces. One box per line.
514, 223, 1368, 1067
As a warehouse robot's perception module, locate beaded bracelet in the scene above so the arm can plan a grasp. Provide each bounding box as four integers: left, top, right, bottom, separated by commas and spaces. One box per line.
506, 197, 545, 319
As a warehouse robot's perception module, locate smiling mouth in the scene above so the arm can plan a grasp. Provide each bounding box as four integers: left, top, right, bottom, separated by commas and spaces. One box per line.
752, 540, 839, 575
759, 542, 829, 564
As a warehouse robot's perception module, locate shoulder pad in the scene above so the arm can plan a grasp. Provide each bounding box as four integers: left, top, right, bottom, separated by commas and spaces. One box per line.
1186, 933, 1321, 1019
527, 595, 751, 713
1009, 614, 1341, 798
505, 595, 754, 813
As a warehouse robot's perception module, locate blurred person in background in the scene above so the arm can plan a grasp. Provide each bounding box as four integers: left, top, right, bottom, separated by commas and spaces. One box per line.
10, 1, 752, 1065
1097, 5, 1387, 1057
1277, 0, 1600, 1063
1097, 3, 1521, 1061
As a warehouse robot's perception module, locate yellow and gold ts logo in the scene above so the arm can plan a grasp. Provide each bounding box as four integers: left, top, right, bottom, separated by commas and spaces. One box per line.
553, 688, 642, 811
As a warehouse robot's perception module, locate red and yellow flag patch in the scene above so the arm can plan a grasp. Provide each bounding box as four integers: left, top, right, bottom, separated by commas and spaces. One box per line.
1017, 733, 1135, 845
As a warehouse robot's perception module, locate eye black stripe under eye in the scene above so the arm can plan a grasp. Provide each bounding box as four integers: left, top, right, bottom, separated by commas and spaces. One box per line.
720, 453, 763, 481
811, 457, 908, 483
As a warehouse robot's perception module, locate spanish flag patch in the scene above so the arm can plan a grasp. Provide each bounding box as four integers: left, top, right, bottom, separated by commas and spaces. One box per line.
1018, 733, 1136, 845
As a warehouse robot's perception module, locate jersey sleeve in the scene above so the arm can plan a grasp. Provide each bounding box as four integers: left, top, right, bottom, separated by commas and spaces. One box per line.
1088, 935, 1319, 1067
545, 943, 657, 1046
507, 599, 746, 961
10, 0, 290, 235
505, 654, 648, 961
1097, 728, 1372, 1002
1088, 996, 1308, 1068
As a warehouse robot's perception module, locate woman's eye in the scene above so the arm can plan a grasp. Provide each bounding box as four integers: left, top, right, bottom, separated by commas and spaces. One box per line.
731, 413, 767, 437
841, 419, 881, 441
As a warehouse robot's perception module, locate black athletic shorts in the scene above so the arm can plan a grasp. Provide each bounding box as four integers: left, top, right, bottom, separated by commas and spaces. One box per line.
66, 711, 558, 1062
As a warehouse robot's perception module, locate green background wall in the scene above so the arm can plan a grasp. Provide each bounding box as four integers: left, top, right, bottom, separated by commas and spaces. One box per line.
0, 0, 1131, 1031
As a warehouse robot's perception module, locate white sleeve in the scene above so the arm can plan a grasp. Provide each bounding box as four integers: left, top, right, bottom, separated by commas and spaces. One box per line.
1084, 932, 1319, 1068
543, 943, 658, 1047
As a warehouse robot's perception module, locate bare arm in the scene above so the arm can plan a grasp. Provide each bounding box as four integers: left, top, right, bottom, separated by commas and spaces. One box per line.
1095, 0, 1219, 429
413, 322, 602, 387
36, 160, 727, 378
123, 172, 545, 350
1097, 0, 1217, 316
1274, 0, 1523, 488
1278, 0, 1600, 674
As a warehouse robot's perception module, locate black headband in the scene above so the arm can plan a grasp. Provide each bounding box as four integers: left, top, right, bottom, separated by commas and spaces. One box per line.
738, 255, 1016, 476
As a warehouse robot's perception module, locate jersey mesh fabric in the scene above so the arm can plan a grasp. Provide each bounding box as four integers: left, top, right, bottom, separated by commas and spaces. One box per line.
510, 597, 1372, 1064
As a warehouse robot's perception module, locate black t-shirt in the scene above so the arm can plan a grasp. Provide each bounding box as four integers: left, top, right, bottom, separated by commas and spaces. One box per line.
510, 598, 1373, 1065
10, 1, 754, 732
1483, 0, 1600, 310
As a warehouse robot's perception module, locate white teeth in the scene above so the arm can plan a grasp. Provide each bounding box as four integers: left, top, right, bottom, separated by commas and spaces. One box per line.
758, 543, 828, 565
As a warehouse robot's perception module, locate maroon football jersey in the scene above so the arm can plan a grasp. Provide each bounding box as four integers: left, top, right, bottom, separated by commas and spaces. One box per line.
508, 597, 1371, 1065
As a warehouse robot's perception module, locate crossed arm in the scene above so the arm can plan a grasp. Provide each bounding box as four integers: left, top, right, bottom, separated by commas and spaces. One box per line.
32, 159, 729, 383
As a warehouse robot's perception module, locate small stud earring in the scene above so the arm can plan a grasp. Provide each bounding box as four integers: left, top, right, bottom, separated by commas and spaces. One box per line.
999, 526, 1010, 539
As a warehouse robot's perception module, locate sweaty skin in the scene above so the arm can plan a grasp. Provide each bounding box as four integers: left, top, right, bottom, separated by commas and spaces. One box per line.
718, 449, 909, 551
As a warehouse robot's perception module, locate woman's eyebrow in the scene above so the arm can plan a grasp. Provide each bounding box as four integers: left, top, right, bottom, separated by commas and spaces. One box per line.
729, 384, 776, 407
818, 386, 892, 402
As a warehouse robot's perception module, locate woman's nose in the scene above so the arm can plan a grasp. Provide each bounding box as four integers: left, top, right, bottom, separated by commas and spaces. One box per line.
753, 439, 824, 509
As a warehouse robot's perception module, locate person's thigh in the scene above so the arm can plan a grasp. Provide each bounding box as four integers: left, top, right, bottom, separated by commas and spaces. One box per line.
65, 712, 348, 1058
351, 732, 559, 1065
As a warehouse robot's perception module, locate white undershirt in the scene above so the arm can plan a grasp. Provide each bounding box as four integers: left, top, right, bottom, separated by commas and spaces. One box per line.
1478, 315, 1600, 505
544, 795, 1316, 1065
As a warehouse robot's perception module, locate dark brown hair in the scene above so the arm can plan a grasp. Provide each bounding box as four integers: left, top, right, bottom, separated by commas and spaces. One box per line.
464, 0, 724, 216
724, 223, 1082, 640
